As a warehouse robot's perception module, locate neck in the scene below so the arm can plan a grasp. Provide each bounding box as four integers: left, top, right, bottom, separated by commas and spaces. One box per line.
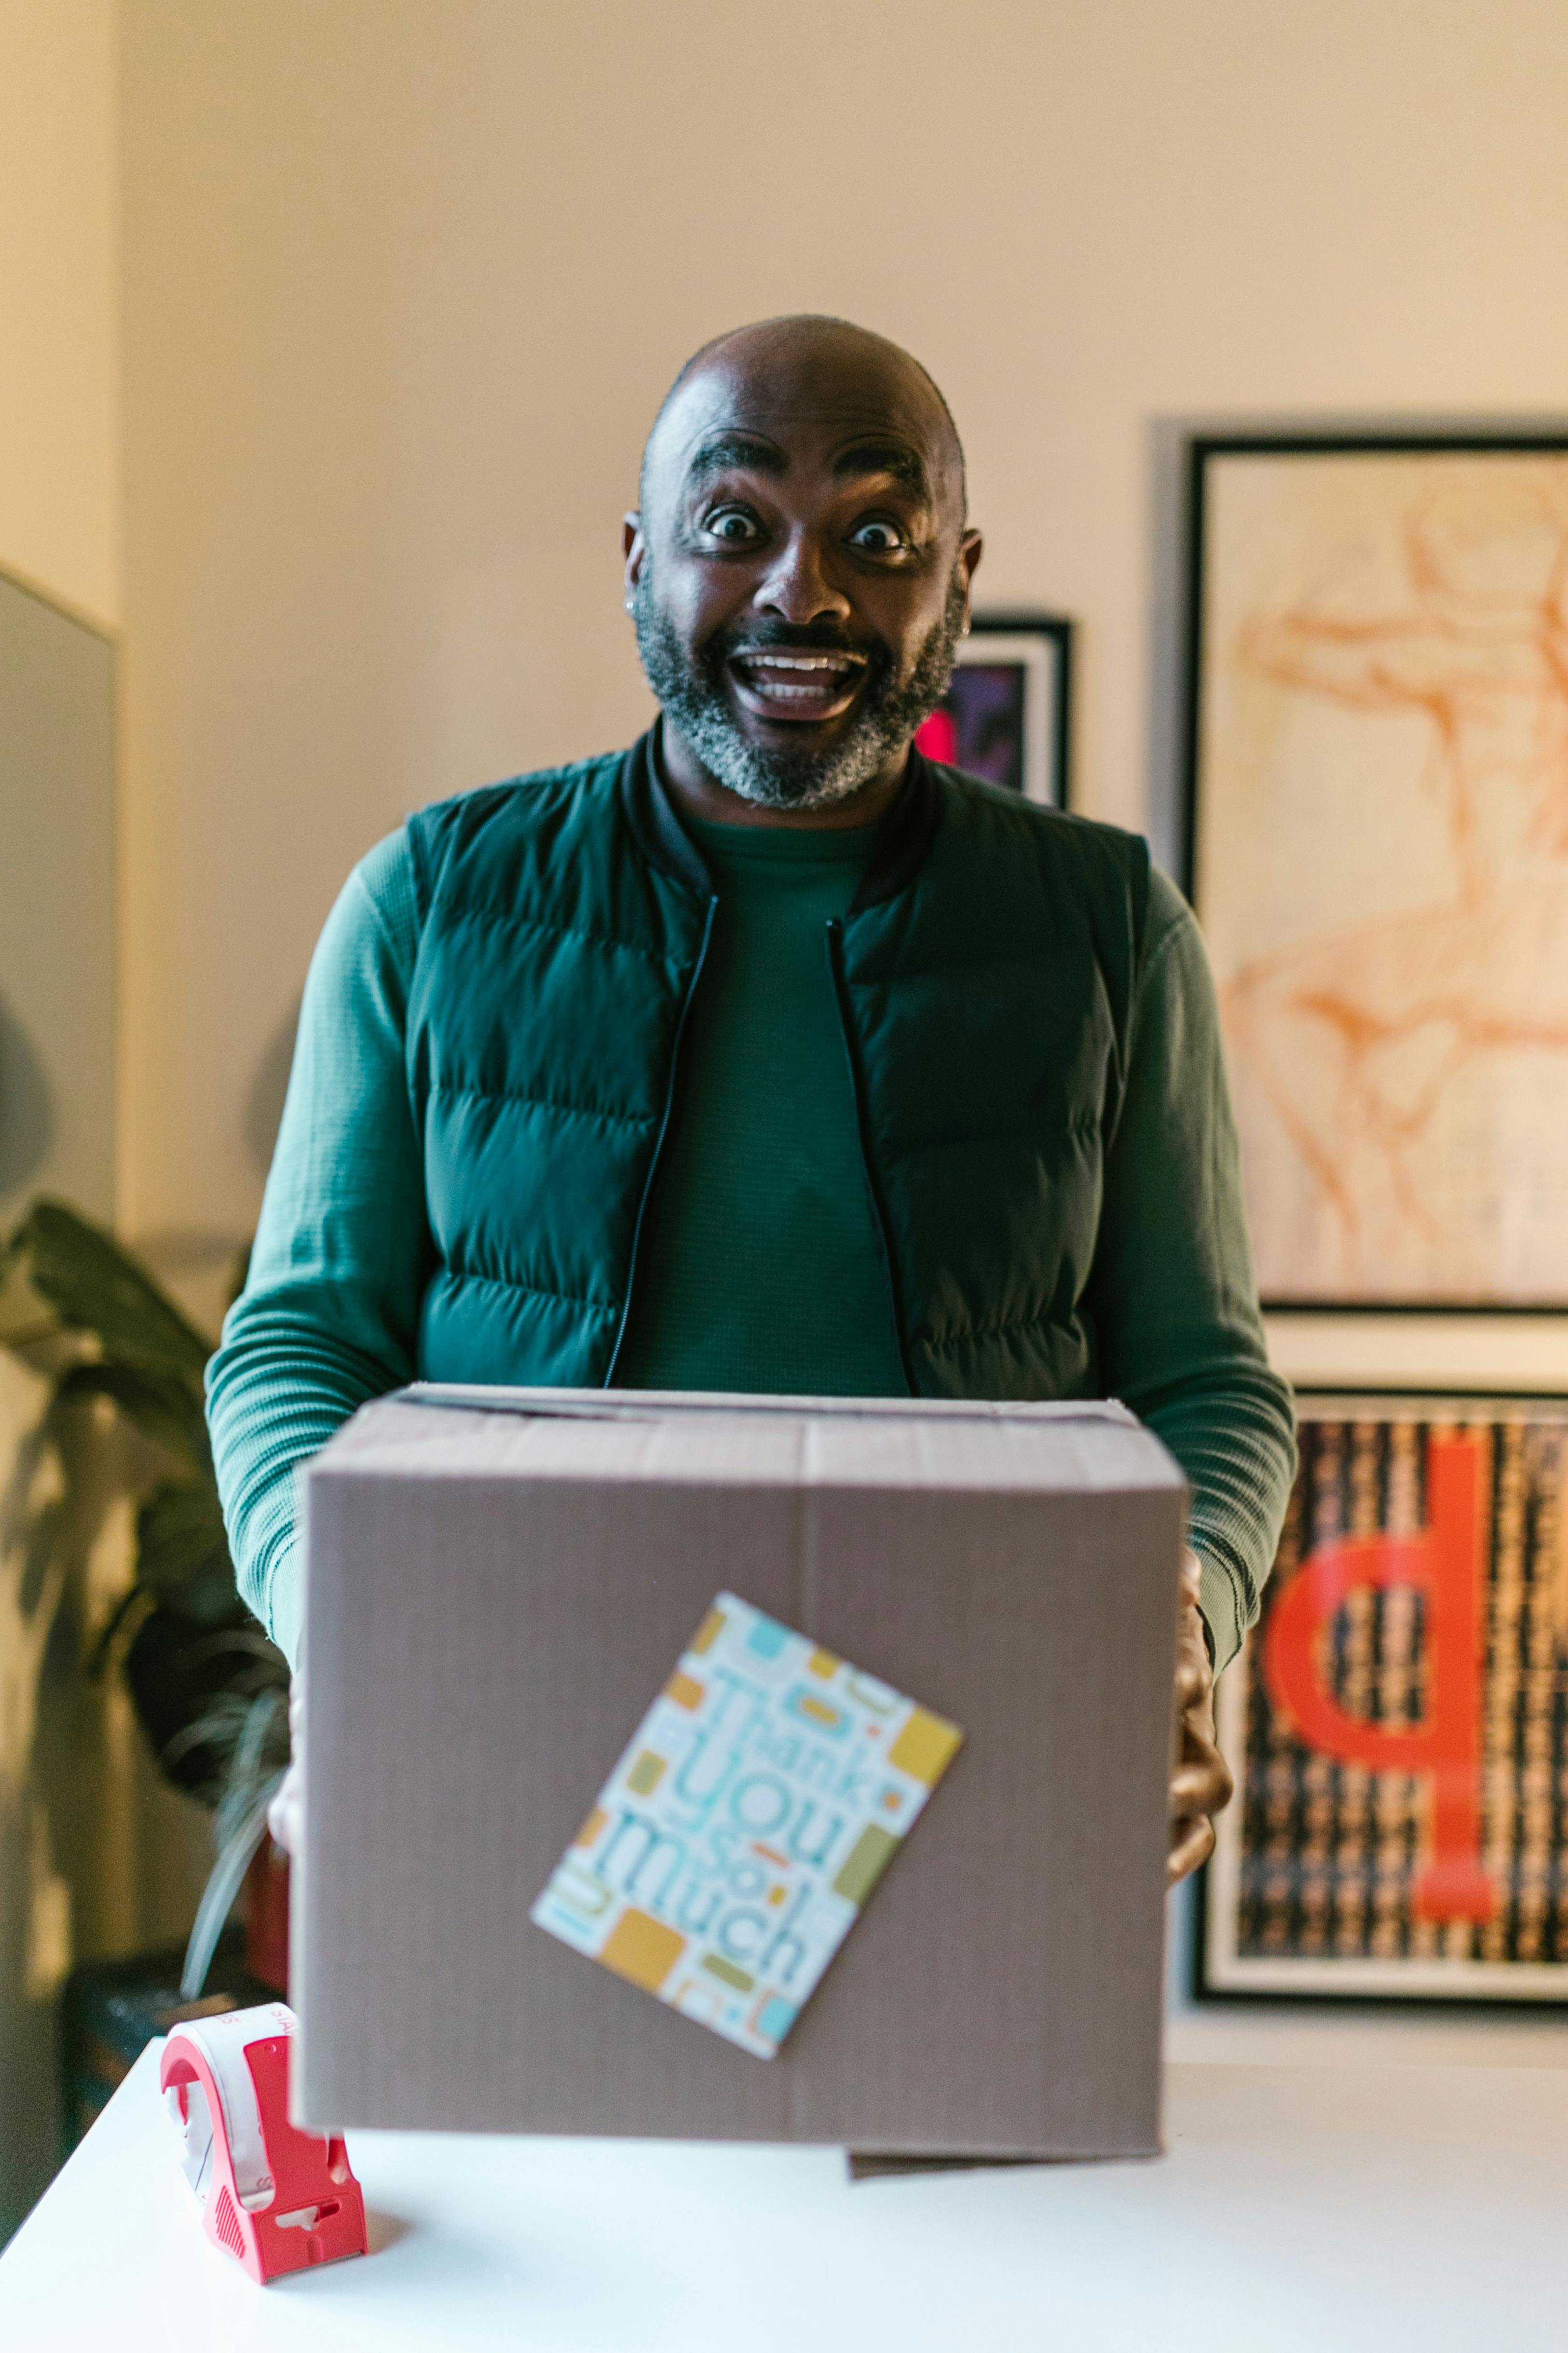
655, 717, 911, 832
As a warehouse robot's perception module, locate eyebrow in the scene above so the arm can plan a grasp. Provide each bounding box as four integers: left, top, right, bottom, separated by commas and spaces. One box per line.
684, 430, 788, 491
831, 438, 931, 498
681, 428, 932, 502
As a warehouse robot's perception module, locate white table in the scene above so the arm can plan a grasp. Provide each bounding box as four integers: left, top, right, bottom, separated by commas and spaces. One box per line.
4, 2043, 1564, 2350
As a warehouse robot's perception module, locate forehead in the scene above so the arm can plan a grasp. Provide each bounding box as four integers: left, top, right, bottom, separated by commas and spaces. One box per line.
648, 337, 953, 503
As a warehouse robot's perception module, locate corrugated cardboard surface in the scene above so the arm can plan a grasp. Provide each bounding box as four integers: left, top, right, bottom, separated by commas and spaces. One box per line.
295, 1389, 1184, 2157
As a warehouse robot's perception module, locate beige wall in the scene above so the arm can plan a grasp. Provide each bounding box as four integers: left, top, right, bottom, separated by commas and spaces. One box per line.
0, 0, 120, 629
1, 8, 173, 2235
120, 0, 1568, 1289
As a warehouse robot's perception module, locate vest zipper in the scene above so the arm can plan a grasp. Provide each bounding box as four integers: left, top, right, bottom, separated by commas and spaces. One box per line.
825, 917, 916, 1397
603, 894, 719, 1386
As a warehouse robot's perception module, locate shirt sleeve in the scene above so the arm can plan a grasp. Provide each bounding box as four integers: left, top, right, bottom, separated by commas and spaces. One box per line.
1084, 867, 1298, 1671
206, 829, 428, 1666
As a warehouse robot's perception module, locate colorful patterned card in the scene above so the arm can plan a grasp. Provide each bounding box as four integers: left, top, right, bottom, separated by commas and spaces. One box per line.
530, 1591, 964, 2057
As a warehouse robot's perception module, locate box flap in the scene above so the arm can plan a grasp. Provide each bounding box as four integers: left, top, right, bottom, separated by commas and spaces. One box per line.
309, 1384, 1184, 1497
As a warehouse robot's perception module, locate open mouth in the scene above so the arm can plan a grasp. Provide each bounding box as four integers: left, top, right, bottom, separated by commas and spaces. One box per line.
727, 647, 869, 725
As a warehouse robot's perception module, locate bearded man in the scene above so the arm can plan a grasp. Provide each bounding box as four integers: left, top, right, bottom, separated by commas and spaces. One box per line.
209, 315, 1295, 1882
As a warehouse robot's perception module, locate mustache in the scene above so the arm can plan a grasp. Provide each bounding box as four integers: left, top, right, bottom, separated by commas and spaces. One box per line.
704, 618, 888, 667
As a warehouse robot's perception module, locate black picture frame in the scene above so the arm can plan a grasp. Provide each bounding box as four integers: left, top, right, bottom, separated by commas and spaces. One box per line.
1181, 431, 1568, 1312
916, 611, 1073, 808
1193, 1386, 1568, 2012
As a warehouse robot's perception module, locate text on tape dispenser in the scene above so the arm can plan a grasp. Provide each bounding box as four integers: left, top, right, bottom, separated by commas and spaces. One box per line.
160, 2000, 366, 2283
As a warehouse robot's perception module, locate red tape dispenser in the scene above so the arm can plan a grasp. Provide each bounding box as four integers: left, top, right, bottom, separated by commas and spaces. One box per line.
160, 2000, 367, 2283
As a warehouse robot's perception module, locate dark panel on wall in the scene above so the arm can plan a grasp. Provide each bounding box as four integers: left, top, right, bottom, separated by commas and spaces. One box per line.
0, 572, 115, 1224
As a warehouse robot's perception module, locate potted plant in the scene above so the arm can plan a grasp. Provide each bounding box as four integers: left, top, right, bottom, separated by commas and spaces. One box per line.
1, 1199, 289, 1998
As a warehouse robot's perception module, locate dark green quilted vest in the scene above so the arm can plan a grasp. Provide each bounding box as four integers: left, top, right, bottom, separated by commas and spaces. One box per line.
405, 729, 1151, 1400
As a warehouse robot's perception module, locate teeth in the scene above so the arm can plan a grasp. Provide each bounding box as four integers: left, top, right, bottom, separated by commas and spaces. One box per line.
741, 654, 856, 673
730, 650, 862, 709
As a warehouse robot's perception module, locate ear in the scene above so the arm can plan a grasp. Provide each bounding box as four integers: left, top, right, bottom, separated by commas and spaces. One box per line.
955, 530, 984, 633
623, 513, 646, 612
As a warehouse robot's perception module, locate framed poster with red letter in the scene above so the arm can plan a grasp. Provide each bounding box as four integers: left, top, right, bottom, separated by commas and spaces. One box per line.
913, 612, 1072, 808
1199, 1395, 1568, 2002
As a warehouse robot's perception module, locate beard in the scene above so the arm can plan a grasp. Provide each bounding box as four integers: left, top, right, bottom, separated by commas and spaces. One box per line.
632, 568, 967, 812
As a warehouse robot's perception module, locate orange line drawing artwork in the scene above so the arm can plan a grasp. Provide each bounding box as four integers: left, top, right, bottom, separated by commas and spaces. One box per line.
1194, 450, 1568, 1303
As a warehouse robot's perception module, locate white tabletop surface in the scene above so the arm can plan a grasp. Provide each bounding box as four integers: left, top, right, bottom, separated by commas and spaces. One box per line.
4, 2042, 1564, 2351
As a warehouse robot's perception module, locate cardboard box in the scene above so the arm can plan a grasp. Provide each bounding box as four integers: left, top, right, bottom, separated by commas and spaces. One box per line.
294, 1387, 1184, 2158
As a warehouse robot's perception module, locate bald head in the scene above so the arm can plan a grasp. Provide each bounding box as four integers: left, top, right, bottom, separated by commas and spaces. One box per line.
639, 315, 966, 528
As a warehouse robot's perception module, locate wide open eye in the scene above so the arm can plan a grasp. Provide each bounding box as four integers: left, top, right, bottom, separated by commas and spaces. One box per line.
704, 506, 762, 546
848, 518, 907, 553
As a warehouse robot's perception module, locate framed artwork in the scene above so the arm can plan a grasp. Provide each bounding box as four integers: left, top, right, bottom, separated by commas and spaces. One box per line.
916, 612, 1072, 807
1198, 1393, 1568, 2005
1183, 435, 1568, 1309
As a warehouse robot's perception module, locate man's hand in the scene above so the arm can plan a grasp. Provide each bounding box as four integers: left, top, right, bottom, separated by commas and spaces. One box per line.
1168, 1551, 1233, 1885
267, 1673, 305, 1859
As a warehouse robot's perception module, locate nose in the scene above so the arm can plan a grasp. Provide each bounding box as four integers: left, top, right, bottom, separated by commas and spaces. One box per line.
753, 526, 852, 629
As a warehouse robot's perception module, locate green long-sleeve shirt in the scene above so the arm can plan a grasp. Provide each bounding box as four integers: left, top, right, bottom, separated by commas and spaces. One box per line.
613, 815, 907, 1396
209, 817, 1293, 1670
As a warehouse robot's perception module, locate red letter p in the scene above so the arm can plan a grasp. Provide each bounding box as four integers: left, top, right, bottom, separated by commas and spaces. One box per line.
1263, 1432, 1493, 1924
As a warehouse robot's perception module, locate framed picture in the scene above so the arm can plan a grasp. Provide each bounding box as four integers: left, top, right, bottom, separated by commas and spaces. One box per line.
916, 612, 1072, 807
1183, 435, 1568, 1309
1198, 1392, 1568, 2005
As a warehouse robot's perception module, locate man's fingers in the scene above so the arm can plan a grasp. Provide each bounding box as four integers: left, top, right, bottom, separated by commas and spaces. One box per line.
1174, 1649, 1208, 1713
1166, 1813, 1216, 1886
1169, 1752, 1233, 1818
267, 1673, 305, 1858
1167, 1554, 1225, 1887
267, 1765, 301, 1858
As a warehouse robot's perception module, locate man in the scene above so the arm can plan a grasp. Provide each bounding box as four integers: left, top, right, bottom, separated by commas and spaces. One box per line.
210, 315, 1295, 1882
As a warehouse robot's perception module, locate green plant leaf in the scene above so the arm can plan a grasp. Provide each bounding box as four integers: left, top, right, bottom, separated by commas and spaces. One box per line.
0, 1241, 59, 1351
212, 1684, 291, 1846
4, 1197, 277, 1820
11, 1199, 211, 1382
87, 1580, 156, 1679
122, 1611, 287, 1805
54, 1359, 212, 1471
135, 1478, 244, 1628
